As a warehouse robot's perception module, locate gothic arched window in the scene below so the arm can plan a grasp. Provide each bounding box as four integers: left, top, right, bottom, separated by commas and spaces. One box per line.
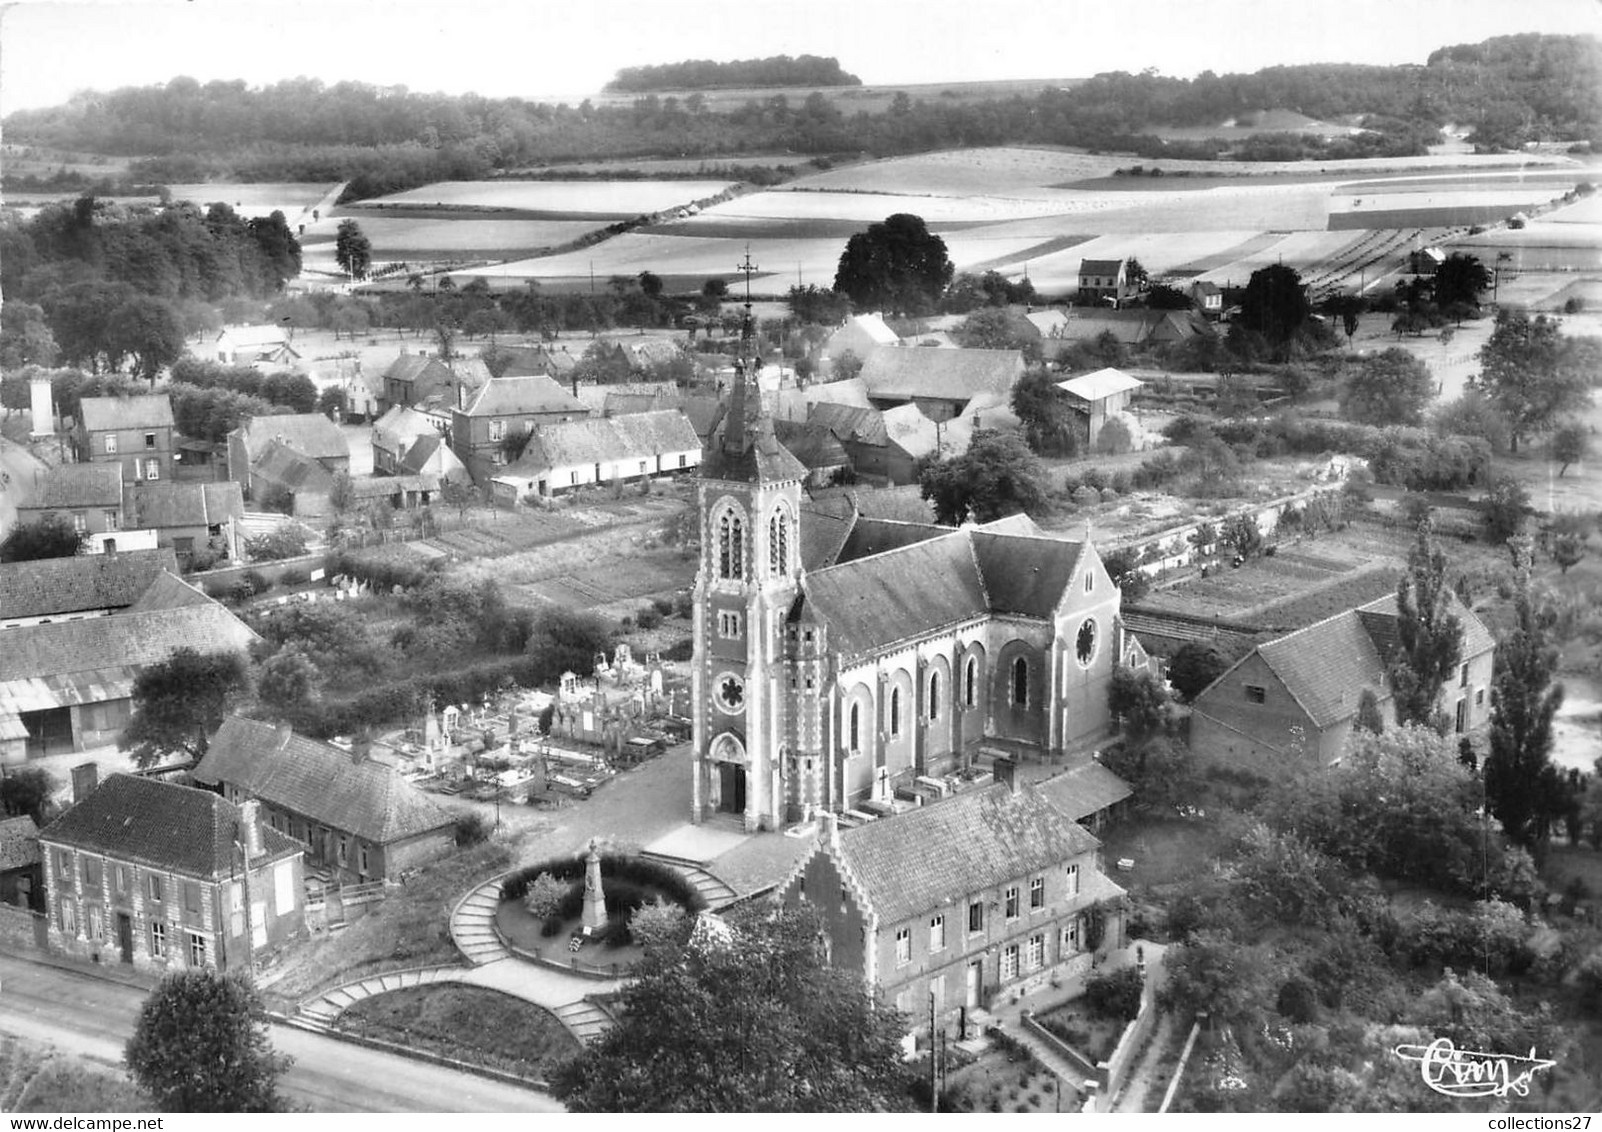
769, 508, 791, 575
889, 687, 901, 737
848, 702, 861, 751
928, 670, 940, 721
965, 656, 978, 708
717, 507, 744, 580
1012, 657, 1029, 708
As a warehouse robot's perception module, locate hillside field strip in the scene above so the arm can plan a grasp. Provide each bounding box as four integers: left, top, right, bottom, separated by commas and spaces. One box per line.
356, 179, 735, 214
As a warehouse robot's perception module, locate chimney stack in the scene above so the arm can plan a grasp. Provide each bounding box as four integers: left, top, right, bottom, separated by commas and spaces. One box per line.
351, 730, 372, 764
992, 757, 1017, 794
239, 799, 265, 860
71, 762, 99, 805
274, 722, 293, 749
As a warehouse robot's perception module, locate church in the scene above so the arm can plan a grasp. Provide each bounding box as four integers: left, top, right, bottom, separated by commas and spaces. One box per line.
690, 358, 1150, 832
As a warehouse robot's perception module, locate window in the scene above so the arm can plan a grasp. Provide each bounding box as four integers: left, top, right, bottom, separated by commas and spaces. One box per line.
1084, 571, 1094, 593
928, 671, 940, 721
1063, 919, 1080, 953
143, 458, 159, 481
1027, 933, 1044, 971
104, 435, 117, 454
1001, 944, 1020, 981
1244, 685, 1266, 704
147, 873, 163, 903
337, 836, 349, 866
769, 510, 790, 574
678, 454, 687, 468
55, 850, 73, 887
1065, 864, 1080, 897
716, 509, 745, 580
968, 901, 984, 934
1076, 619, 1097, 667
888, 688, 901, 737
1005, 886, 1020, 920
358, 843, 370, 877
150, 921, 167, 958
83, 857, 102, 891
1476, 688, 1485, 706
965, 657, 978, 708
144, 432, 156, 450
717, 610, 742, 639
490, 419, 505, 441
114, 865, 129, 898
571, 471, 579, 485
848, 703, 860, 752
183, 881, 202, 916
1030, 876, 1045, 910
71, 512, 86, 533
59, 898, 77, 936
930, 913, 946, 952
1460, 663, 1470, 687
104, 509, 120, 531
187, 931, 207, 968
895, 927, 911, 966
1012, 657, 1028, 707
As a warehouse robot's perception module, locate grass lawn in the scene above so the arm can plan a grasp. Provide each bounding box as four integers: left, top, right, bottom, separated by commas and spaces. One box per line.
1099, 815, 1230, 899
1036, 1001, 1125, 1064
335, 985, 578, 1080
943, 1048, 1073, 1114
0, 1034, 151, 1113
493, 900, 644, 976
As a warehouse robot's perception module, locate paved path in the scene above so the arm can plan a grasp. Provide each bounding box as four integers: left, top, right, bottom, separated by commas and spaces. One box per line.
1112, 1012, 1179, 1113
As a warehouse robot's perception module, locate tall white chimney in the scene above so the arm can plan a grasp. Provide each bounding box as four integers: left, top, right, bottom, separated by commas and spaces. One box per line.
239, 799, 265, 860
29, 375, 54, 437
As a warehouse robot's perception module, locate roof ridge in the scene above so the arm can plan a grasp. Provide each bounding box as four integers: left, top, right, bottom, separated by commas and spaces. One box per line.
807, 524, 968, 579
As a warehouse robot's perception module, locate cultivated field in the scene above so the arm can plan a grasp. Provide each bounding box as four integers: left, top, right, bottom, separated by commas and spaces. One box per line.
357, 179, 734, 215
166, 181, 339, 219
301, 215, 603, 257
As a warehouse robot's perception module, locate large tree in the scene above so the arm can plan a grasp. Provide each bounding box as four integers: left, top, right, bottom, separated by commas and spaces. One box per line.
0, 514, 85, 562
334, 219, 371, 281
1550, 420, 1589, 476
1387, 520, 1464, 729
919, 428, 1049, 525
120, 647, 250, 769
550, 904, 911, 1111
1431, 252, 1493, 311
0, 301, 60, 368
1167, 640, 1240, 703
125, 969, 290, 1113
108, 295, 185, 385
1339, 348, 1435, 427
1472, 309, 1593, 452
832, 213, 953, 316
1484, 546, 1565, 847
1009, 367, 1078, 456
1237, 263, 1311, 347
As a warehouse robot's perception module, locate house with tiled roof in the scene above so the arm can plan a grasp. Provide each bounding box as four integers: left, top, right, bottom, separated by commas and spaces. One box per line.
449, 375, 590, 484
378, 352, 454, 414
0, 548, 177, 629
129, 481, 244, 565
780, 763, 1126, 1027
857, 346, 1025, 423
195, 716, 457, 884
490, 409, 701, 504
1077, 258, 1136, 307
247, 439, 334, 517
214, 325, 301, 370
16, 463, 128, 549
0, 599, 259, 764
825, 313, 901, 360
0, 815, 42, 910
1035, 758, 1135, 833
1190, 594, 1496, 773
75, 395, 175, 486
226, 413, 350, 499
371, 405, 440, 474
38, 772, 302, 972
1188, 280, 1224, 319
771, 420, 851, 487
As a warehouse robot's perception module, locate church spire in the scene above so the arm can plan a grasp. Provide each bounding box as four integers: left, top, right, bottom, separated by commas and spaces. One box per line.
721, 246, 761, 459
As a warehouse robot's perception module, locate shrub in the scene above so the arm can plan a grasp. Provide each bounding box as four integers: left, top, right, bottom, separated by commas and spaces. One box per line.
242, 569, 273, 596
1083, 965, 1144, 1022
635, 607, 664, 631
454, 811, 493, 847
245, 524, 310, 563
522, 872, 569, 920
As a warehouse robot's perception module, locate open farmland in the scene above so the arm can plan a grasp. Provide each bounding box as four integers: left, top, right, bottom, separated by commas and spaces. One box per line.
354, 179, 734, 216
302, 216, 603, 258
166, 181, 339, 219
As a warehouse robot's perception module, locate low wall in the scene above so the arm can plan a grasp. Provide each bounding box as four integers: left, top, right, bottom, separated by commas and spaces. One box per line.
0, 903, 48, 951
190, 553, 326, 598
1020, 1011, 1100, 1078
1107, 481, 1348, 576
1161, 1017, 1205, 1114
1100, 964, 1161, 1109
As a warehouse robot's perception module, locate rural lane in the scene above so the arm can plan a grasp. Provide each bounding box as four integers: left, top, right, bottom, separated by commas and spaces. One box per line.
0, 954, 562, 1113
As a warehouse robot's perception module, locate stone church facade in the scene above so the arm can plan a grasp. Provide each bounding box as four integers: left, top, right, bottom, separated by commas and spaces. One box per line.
691, 365, 1149, 831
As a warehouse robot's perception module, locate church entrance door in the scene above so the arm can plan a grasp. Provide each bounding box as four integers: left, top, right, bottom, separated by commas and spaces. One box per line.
718, 762, 746, 814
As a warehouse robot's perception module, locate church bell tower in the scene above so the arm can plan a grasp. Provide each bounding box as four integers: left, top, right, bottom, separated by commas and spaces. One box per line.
691, 250, 807, 831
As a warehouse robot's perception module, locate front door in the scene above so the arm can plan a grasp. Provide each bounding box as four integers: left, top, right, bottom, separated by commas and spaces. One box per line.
115, 913, 134, 964
966, 960, 983, 1008
1455, 698, 1467, 733
718, 763, 746, 814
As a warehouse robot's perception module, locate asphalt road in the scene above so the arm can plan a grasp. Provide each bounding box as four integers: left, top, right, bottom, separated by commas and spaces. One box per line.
0, 954, 562, 1113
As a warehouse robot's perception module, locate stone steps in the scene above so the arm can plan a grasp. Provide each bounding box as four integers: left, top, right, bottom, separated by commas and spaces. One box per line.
552, 1000, 613, 1044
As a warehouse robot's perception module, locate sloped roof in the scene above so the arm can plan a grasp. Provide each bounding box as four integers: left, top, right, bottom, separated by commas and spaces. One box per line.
39, 774, 298, 878
1057, 367, 1145, 402
351, 474, 438, 499
235, 413, 350, 463
251, 439, 334, 494
802, 531, 987, 656
835, 517, 949, 565
1357, 593, 1496, 661
829, 313, 900, 349
124, 570, 214, 614
771, 420, 850, 470
22, 463, 123, 510
460, 375, 587, 418
0, 815, 40, 870
194, 717, 456, 846
970, 530, 1085, 618
678, 395, 727, 441
1254, 609, 1392, 728
217, 325, 290, 350
382, 353, 453, 386
1034, 760, 1134, 822
130, 481, 243, 529
1079, 258, 1126, 275
804, 378, 871, 409
702, 393, 807, 485
881, 403, 970, 461
798, 495, 859, 573
836, 783, 1103, 924
858, 346, 1024, 404
508, 411, 699, 476
78, 395, 174, 433
810, 402, 887, 446
605, 391, 676, 417
372, 406, 438, 453
0, 548, 177, 622
399, 435, 471, 482
958, 389, 1022, 433
0, 602, 259, 684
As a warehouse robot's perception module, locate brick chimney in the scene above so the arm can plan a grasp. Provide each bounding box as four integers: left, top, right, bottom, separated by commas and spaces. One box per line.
239, 799, 264, 860
70, 762, 99, 805
992, 757, 1018, 793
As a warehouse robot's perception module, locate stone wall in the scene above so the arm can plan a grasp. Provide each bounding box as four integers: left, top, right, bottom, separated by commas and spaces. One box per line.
0, 902, 47, 952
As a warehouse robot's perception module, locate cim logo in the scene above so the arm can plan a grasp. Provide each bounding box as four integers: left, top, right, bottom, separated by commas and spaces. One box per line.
1393, 1038, 1556, 1099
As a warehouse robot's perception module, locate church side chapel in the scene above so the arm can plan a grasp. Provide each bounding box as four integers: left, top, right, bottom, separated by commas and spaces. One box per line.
691, 267, 1150, 833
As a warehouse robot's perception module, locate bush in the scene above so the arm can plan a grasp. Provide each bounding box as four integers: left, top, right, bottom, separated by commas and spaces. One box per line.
1083, 965, 1144, 1022
242, 569, 273, 596
454, 811, 493, 847
245, 524, 311, 563
635, 606, 664, 631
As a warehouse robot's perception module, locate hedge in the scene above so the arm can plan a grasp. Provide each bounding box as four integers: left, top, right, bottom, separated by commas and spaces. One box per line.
324, 548, 442, 592
501, 853, 705, 914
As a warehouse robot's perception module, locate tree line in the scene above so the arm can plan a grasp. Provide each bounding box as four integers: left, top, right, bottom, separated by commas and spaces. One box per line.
604, 54, 861, 92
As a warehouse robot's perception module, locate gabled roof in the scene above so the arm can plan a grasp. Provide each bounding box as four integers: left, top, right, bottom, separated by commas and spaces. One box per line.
802, 377, 871, 409
1057, 367, 1145, 402
124, 570, 216, 614
835, 517, 949, 564
1034, 760, 1134, 822
0, 815, 40, 871
217, 324, 291, 350
130, 481, 243, 530
829, 313, 900, 348
810, 402, 887, 446
79, 395, 174, 433
382, 353, 454, 386
1357, 593, 1496, 661
372, 406, 438, 453
1026, 309, 1070, 336
835, 783, 1103, 925
506, 411, 700, 477
21, 463, 123, 510
351, 474, 438, 498
251, 439, 334, 493
1079, 258, 1126, 276
1253, 609, 1389, 729
460, 375, 588, 418
771, 420, 850, 470
194, 717, 456, 846
39, 774, 298, 878
233, 413, 350, 463
858, 346, 1024, 404
678, 394, 727, 442
970, 530, 1085, 618
881, 403, 970, 461
0, 601, 259, 684
801, 531, 987, 657
798, 495, 859, 573
399, 434, 470, 482
0, 548, 177, 622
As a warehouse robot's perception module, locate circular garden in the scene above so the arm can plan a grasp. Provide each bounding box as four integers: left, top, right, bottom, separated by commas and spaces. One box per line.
495, 851, 706, 974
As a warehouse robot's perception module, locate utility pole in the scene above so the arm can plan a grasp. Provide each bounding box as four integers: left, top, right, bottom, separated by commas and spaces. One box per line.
928, 991, 939, 1111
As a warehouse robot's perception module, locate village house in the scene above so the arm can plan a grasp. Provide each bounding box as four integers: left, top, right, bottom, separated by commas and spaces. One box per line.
214, 325, 301, 370
491, 344, 578, 381
1077, 258, 1137, 307
1190, 594, 1497, 773
691, 366, 1151, 830
396, 434, 471, 486
15, 463, 131, 551
1041, 310, 1215, 358
194, 717, 457, 885
0, 590, 258, 764
128, 481, 244, 566
350, 473, 439, 511
248, 439, 334, 517
371, 405, 441, 474
38, 772, 303, 973
0, 548, 178, 630
771, 420, 852, 487
824, 313, 901, 361
379, 352, 454, 413
780, 761, 1126, 1029
1025, 308, 1071, 339
0, 815, 43, 911
856, 346, 1025, 423
572, 380, 678, 418
490, 409, 701, 503
1056, 368, 1146, 450
226, 413, 350, 498
1188, 281, 1224, 319
75, 395, 175, 486
449, 375, 590, 484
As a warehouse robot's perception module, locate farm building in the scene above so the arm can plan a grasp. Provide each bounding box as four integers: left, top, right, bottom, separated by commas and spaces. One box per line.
226, 413, 351, 498
1409, 247, 1447, 275
248, 439, 334, 517
573, 380, 678, 416
378, 351, 456, 415
490, 409, 701, 503
397, 434, 471, 486
1190, 594, 1496, 775
1077, 258, 1137, 307
350, 474, 439, 510
856, 346, 1025, 422
0, 815, 42, 911
371, 406, 441, 474
0, 548, 178, 630
128, 481, 244, 566
771, 420, 852, 487
214, 325, 301, 369
825, 313, 901, 360
490, 344, 579, 380
1056, 368, 1145, 450
1025, 308, 1071, 338
449, 375, 590, 484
